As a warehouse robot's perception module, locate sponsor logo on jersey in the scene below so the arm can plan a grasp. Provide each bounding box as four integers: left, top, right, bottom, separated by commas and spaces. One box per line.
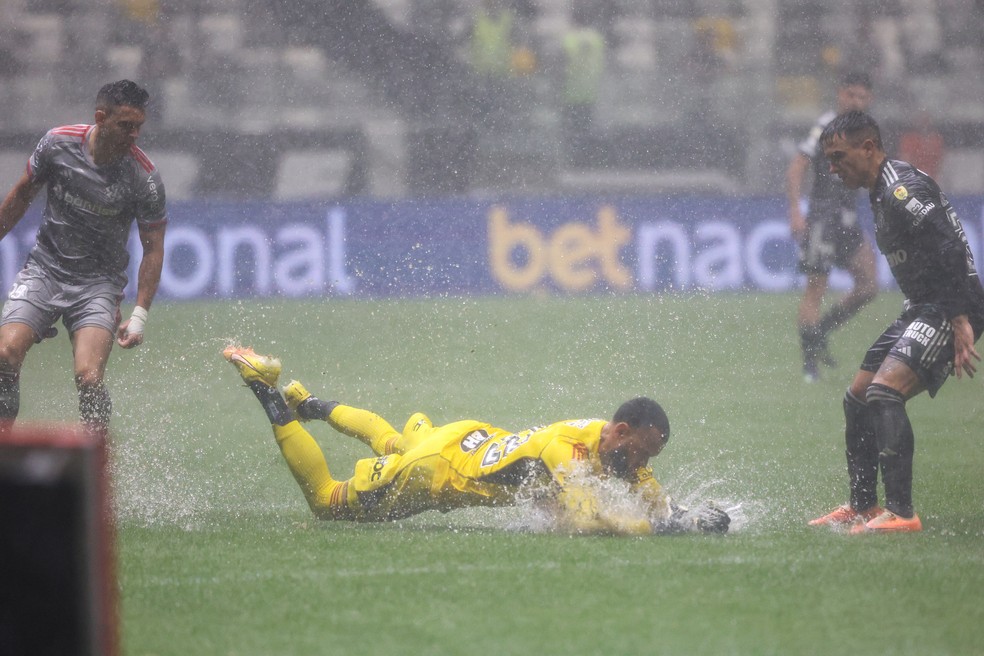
460, 429, 492, 453
104, 182, 127, 205
894, 186, 908, 201
52, 183, 120, 218
904, 197, 924, 215
886, 250, 908, 267
904, 197, 934, 225
369, 456, 390, 482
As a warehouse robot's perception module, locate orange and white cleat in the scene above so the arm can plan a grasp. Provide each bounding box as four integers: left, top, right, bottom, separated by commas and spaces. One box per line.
808, 504, 883, 527
850, 510, 922, 534
222, 345, 282, 387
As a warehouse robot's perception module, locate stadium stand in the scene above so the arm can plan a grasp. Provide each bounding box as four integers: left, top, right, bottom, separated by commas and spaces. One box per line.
0, 0, 981, 198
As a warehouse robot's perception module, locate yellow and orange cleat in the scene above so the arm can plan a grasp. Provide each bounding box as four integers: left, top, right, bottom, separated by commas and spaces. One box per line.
850, 510, 922, 534
808, 504, 883, 527
222, 345, 282, 387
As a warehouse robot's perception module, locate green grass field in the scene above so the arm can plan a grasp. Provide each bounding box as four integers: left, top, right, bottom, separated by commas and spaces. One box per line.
17, 293, 984, 655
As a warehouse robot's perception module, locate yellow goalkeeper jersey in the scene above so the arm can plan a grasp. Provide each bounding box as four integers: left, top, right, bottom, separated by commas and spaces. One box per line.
347, 418, 668, 534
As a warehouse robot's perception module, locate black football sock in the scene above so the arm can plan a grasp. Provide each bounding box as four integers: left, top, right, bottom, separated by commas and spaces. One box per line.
0, 366, 20, 422
867, 383, 915, 518
296, 397, 339, 422
248, 381, 293, 426
799, 325, 820, 361
817, 303, 854, 337
843, 389, 879, 510
78, 383, 112, 434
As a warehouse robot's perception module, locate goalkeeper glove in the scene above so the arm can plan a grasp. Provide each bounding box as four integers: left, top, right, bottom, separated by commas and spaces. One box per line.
657, 502, 731, 534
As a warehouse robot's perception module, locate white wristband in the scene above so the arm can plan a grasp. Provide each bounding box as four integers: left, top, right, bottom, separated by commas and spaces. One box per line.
127, 306, 149, 335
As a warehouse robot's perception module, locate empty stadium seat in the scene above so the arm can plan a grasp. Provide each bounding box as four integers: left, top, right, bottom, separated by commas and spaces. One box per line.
273, 150, 353, 200
940, 149, 984, 194
0, 152, 29, 186
148, 152, 200, 201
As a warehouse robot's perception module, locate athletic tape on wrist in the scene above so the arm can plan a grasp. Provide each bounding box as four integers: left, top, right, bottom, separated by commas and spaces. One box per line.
128, 306, 149, 335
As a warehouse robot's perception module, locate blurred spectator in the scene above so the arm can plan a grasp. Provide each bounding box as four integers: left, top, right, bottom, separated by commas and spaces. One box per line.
900, 0, 945, 74
116, 0, 182, 124
470, 0, 515, 80
138, 21, 182, 124
860, 6, 906, 85
898, 110, 945, 178
119, 0, 159, 25
692, 16, 739, 72
0, 28, 24, 79
687, 16, 739, 127
469, 0, 513, 129
561, 9, 605, 160
469, 0, 539, 133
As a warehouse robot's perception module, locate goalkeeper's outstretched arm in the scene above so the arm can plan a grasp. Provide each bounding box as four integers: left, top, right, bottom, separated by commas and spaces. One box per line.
631, 466, 730, 534
554, 485, 653, 536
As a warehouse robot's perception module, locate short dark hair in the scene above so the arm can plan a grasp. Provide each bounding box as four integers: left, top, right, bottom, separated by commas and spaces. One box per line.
95, 80, 150, 114
613, 397, 670, 441
840, 71, 873, 90
820, 110, 883, 150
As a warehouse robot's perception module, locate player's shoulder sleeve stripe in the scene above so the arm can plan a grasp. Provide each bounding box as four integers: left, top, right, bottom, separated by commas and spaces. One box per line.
129, 145, 155, 174
880, 160, 900, 188
51, 124, 91, 138
884, 160, 935, 202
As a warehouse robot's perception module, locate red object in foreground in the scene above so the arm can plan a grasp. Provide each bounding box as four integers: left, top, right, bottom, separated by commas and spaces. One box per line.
0, 424, 118, 656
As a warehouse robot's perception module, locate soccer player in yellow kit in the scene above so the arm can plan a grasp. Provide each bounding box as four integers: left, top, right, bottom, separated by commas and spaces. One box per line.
223, 346, 730, 536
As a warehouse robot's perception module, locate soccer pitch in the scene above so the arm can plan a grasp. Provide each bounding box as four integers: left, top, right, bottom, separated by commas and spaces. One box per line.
18, 293, 984, 655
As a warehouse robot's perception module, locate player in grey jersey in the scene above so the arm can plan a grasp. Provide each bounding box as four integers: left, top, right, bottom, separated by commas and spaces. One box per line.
786, 72, 878, 381
809, 111, 983, 534
0, 80, 167, 436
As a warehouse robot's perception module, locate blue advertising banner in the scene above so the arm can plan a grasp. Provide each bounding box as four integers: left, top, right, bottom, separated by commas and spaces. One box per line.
2, 196, 983, 300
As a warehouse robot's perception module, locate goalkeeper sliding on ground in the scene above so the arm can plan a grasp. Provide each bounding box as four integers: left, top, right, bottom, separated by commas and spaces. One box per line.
223, 346, 730, 536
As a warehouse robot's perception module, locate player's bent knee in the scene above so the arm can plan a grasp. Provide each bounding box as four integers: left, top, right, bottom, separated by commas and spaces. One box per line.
0, 344, 26, 370
74, 370, 105, 389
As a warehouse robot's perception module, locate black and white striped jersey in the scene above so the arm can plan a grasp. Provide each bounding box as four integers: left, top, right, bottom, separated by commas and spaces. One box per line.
869, 158, 984, 321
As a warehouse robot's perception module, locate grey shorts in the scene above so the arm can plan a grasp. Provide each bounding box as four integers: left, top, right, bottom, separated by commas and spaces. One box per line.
0, 262, 123, 339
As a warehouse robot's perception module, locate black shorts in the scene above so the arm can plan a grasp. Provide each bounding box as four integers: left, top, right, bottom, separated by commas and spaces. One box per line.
860, 303, 979, 397
798, 209, 865, 275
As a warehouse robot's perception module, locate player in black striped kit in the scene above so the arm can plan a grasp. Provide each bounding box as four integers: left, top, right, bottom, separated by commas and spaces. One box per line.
786, 72, 878, 381
809, 111, 984, 533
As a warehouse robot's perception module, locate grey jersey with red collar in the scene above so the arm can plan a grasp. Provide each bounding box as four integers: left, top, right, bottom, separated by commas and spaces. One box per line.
869, 158, 984, 322
25, 124, 167, 283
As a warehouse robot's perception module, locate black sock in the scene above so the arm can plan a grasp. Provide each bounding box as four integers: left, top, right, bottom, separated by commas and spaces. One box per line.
799, 325, 820, 359
248, 381, 293, 426
78, 383, 112, 432
0, 367, 20, 421
297, 397, 339, 422
817, 304, 854, 337
843, 389, 879, 510
867, 383, 915, 517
